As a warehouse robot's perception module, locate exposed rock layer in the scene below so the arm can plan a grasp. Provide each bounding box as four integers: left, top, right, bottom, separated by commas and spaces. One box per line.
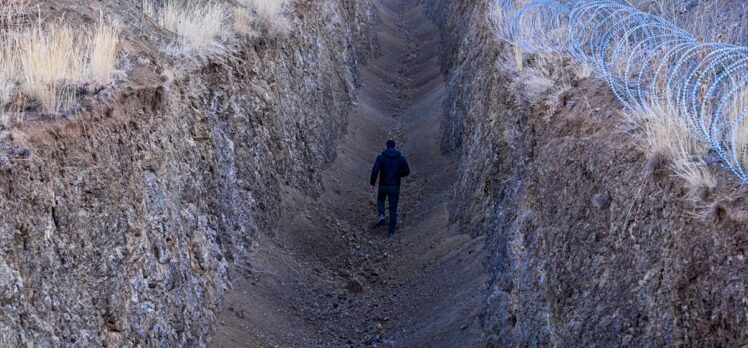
0, 1, 377, 345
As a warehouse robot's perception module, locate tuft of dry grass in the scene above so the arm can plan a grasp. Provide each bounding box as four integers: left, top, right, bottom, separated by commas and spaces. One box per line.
12, 18, 120, 113
513, 45, 523, 71
86, 21, 120, 85
238, 0, 291, 38
572, 61, 592, 80
514, 55, 559, 106
728, 88, 748, 174
19, 24, 83, 112
626, 103, 716, 199
145, 0, 233, 58
234, 6, 258, 39
0, 44, 18, 106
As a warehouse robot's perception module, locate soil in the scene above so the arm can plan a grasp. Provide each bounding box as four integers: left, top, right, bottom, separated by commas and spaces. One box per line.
210, 0, 488, 346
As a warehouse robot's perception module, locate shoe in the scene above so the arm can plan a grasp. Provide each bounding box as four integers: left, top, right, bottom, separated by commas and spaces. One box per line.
387, 231, 396, 238
376, 216, 386, 226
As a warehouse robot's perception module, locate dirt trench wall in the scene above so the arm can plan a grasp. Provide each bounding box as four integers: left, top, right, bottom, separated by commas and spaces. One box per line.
426, 0, 748, 346
0, 1, 377, 346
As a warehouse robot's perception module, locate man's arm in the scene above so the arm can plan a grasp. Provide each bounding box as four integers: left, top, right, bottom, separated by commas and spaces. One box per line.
400, 157, 410, 178
370, 156, 381, 186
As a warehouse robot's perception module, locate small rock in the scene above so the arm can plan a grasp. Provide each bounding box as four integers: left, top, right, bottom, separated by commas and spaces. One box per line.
18, 148, 31, 159
591, 191, 612, 210
345, 279, 364, 294
0, 155, 11, 172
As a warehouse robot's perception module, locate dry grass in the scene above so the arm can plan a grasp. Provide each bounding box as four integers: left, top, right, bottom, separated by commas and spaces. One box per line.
626, 103, 716, 198
635, 0, 748, 45
728, 88, 748, 173
0, 46, 22, 128
572, 61, 592, 80
513, 45, 523, 71
9, 17, 120, 113
234, 6, 258, 39
238, 0, 291, 38
487, 1, 511, 41
142, 0, 158, 20
19, 24, 83, 112
514, 55, 560, 106
87, 21, 120, 85
0, 44, 18, 106
145, 0, 233, 58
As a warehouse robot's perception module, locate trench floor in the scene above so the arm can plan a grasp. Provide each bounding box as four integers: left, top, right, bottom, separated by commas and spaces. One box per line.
211, 0, 488, 346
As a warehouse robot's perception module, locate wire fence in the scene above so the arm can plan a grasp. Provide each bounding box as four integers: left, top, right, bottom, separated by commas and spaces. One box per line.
487, 0, 748, 184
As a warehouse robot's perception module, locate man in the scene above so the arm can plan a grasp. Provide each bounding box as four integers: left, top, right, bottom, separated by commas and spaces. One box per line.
370, 140, 410, 237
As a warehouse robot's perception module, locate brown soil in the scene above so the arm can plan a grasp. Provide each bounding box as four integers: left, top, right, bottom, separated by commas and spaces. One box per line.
210, 0, 487, 346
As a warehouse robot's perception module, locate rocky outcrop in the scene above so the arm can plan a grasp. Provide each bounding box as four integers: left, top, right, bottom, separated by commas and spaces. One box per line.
427, 0, 748, 346
0, 0, 377, 346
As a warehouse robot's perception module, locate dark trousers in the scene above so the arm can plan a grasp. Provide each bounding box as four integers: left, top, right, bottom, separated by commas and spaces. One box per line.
377, 185, 400, 233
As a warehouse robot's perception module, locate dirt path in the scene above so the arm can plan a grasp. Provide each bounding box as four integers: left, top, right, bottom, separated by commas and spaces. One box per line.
211, 0, 487, 346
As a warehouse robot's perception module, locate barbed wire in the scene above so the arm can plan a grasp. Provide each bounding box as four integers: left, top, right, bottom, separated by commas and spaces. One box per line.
487, 0, 748, 184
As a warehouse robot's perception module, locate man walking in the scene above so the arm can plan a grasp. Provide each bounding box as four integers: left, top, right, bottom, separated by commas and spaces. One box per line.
370, 140, 410, 237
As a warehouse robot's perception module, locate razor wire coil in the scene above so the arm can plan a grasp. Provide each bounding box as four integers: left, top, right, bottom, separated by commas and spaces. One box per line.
487, 0, 748, 184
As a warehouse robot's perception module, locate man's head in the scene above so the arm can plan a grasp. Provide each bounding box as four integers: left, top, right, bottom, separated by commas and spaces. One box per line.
386, 140, 396, 149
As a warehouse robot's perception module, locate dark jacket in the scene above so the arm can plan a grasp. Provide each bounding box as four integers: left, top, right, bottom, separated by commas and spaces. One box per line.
370, 148, 410, 187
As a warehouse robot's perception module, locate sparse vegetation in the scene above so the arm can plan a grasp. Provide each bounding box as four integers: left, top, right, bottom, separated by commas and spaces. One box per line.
141, 0, 292, 61
144, 0, 233, 59
0, 0, 26, 123
511, 54, 568, 110
625, 103, 716, 199
728, 88, 748, 175
16, 20, 120, 113
162, 1, 232, 57
571, 61, 591, 80
0, 44, 17, 107
19, 24, 82, 112
87, 21, 120, 85
0, 1, 120, 115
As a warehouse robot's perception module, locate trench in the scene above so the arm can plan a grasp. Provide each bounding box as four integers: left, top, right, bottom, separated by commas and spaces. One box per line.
211, 0, 488, 346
